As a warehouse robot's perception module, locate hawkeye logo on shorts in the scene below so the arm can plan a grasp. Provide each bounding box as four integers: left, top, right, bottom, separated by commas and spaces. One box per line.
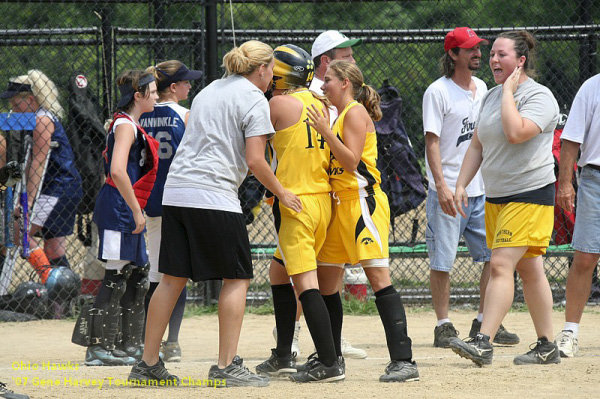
361, 237, 374, 245
496, 229, 513, 243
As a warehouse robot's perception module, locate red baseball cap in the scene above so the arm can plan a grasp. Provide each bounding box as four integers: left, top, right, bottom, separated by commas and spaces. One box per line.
444, 27, 488, 52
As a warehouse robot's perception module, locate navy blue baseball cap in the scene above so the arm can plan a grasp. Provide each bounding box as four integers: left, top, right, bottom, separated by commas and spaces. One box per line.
116, 73, 155, 108
156, 64, 202, 91
0, 81, 32, 99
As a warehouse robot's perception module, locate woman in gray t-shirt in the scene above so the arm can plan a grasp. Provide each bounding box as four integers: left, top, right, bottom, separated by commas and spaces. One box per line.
449, 31, 561, 366
133, 40, 301, 387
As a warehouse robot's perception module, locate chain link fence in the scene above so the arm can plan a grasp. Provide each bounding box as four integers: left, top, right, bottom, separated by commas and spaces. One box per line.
0, 0, 599, 320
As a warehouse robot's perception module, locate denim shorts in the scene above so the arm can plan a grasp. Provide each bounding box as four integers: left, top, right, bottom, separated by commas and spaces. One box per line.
426, 188, 491, 271
572, 166, 600, 254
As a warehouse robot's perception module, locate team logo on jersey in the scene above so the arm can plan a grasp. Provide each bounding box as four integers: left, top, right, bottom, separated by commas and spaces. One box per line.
361, 237, 374, 245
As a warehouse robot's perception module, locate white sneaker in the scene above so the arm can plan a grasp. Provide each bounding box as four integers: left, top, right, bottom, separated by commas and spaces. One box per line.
341, 336, 367, 359
556, 330, 579, 358
272, 323, 301, 357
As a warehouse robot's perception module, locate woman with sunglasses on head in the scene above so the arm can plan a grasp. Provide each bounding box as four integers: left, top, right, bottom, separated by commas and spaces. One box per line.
138, 60, 202, 363
131, 40, 302, 388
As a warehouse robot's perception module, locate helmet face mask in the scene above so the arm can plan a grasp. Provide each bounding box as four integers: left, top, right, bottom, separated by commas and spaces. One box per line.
272, 44, 315, 91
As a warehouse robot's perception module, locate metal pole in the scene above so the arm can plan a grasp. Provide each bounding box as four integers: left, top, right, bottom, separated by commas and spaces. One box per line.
205, 0, 219, 84
152, 0, 167, 62
98, 7, 113, 119
578, 0, 597, 84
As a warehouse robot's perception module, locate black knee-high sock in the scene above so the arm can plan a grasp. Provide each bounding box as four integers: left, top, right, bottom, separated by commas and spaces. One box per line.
272, 283, 297, 356
299, 289, 336, 367
145, 282, 159, 314
375, 285, 413, 362
167, 286, 186, 342
322, 292, 343, 357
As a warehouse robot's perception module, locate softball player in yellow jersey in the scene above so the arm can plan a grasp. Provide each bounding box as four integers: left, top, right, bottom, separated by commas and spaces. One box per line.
256, 44, 345, 383
307, 60, 419, 383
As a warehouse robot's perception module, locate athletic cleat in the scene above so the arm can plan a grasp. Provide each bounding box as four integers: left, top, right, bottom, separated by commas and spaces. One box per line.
434, 322, 459, 348
556, 330, 579, 358
469, 319, 520, 345
256, 349, 297, 377
0, 381, 30, 399
449, 333, 493, 367
295, 352, 319, 373
513, 338, 561, 365
161, 341, 182, 362
208, 356, 269, 387
289, 356, 345, 383
128, 359, 180, 385
341, 336, 367, 359
84, 345, 136, 366
379, 360, 419, 382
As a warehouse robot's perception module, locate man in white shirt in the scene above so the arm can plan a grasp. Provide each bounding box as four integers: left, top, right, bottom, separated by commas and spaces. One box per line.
310, 30, 361, 122
555, 73, 600, 358
423, 27, 519, 348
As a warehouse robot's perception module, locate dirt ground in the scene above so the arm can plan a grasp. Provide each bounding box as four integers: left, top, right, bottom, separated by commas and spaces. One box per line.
1, 308, 599, 399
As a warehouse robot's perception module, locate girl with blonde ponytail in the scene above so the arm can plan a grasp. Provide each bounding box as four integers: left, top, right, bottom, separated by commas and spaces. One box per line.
0, 69, 82, 290
307, 60, 419, 382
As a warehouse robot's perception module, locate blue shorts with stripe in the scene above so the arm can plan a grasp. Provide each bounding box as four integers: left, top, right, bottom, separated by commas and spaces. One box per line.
97, 228, 148, 267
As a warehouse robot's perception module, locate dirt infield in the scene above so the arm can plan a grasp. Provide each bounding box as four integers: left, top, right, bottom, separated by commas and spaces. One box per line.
1, 308, 599, 398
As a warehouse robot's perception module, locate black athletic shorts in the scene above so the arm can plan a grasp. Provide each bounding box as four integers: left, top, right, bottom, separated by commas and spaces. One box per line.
158, 205, 253, 281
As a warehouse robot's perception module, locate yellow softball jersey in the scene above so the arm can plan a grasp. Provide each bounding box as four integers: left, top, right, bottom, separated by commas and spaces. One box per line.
270, 89, 331, 195
329, 101, 381, 197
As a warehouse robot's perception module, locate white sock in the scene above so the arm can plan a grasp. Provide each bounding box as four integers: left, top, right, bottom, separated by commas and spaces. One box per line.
476, 313, 484, 322
294, 321, 301, 330
437, 318, 451, 327
564, 322, 579, 338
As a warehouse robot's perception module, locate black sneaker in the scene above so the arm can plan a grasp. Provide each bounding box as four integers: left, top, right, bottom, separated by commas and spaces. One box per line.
449, 333, 493, 367
433, 322, 459, 348
256, 349, 297, 377
494, 324, 520, 345
513, 338, 561, 365
0, 381, 30, 399
128, 359, 180, 386
208, 356, 269, 387
469, 319, 520, 345
295, 352, 319, 373
289, 356, 345, 383
379, 360, 419, 383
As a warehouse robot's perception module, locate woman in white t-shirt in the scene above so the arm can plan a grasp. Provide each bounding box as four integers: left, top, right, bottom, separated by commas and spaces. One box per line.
449, 31, 560, 367
131, 40, 301, 387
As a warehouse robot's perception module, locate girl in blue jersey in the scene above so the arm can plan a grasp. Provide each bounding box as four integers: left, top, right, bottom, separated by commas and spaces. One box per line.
0, 70, 83, 283
139, 60, 202, 362
75, 70, 159, 366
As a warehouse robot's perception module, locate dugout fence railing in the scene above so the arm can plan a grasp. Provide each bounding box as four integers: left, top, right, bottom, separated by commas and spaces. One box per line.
0, 0, 599, 317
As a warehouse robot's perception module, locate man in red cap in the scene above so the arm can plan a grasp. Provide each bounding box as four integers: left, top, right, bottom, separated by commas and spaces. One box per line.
422, 27, 519, 348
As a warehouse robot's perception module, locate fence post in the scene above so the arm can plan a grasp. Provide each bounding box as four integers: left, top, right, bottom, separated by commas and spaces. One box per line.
205, 0, 219, 84
152, 0, 167, 62
578, 0, 597, 84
